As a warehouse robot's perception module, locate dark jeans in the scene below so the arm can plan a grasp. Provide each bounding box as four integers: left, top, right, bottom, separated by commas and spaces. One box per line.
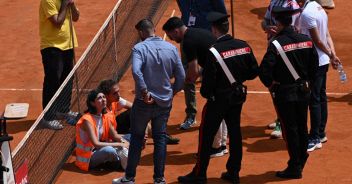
41, 47, 74, 120
116, 109, 131, 134
193, 98, 243, 177
309, 65, 329, 140
276, 100, 309, 170
125, 99, 171, 179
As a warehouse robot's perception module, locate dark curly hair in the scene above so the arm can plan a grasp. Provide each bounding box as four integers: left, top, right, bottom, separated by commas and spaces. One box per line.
97, 79, 117, 96
86, 89, 107, 114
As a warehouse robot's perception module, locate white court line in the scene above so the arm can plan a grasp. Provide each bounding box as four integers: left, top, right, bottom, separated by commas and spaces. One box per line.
163, 9, 175, 40
179, 90, 350, 96
0, 88, 42, 91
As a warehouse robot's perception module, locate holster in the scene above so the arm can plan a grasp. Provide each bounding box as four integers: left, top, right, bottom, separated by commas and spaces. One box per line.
229, 82, 247, 105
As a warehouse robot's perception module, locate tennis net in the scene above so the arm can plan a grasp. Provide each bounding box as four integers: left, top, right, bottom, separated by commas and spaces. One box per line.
11, 0, 170, 183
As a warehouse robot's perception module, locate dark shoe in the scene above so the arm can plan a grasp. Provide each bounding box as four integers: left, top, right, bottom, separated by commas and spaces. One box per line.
221, 171, 240, 184
180, 117, 197, 130
210, 147, 224, 158
166, 134, 180, 145
178, 172, 206, 183
276, 167, 302, 179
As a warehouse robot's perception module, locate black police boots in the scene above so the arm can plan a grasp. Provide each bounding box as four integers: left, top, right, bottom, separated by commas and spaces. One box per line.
221, 171, 240, 184
177, 172, 206, 183
276, 166, 302, 179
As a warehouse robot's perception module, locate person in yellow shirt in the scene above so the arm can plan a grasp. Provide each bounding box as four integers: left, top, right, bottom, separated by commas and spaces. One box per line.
39, 0, 79, 130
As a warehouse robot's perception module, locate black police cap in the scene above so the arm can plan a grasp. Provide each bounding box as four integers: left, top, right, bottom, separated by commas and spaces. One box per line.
207, 11, 230, 25
272, 6, 300, 18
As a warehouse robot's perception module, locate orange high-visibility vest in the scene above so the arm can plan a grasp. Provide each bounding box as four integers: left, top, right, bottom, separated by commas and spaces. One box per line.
75, 113, 113, 171
106, 101, 120, 129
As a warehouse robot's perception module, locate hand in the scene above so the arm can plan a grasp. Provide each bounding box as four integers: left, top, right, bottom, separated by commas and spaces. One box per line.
142, 91, 154, 104
330, 56, 341, 70
185, 73, 198, 84
121, 141, 129, 148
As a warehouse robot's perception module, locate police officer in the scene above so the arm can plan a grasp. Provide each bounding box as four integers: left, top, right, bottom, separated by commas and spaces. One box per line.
178, 12, 259, 184
259, 7, 319, 179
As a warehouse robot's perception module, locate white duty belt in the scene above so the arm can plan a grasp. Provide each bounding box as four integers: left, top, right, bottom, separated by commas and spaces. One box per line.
272, 40, 301, 81
209, 47, 237, 84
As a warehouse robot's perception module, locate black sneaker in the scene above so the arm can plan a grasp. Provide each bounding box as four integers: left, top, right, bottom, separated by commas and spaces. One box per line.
276, 167, 302, 179
165, 134, 180, 145
178, 172, 206, 183
221, 171, 240, 184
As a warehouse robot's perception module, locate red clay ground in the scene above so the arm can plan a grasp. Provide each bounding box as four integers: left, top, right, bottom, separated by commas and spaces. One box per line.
1, 0, 351, 183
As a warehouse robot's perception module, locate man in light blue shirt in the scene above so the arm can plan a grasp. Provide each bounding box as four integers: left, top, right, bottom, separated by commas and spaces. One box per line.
113, 19, 185, 184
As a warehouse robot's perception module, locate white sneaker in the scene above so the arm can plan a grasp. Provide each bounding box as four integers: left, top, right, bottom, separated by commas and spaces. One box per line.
154, 177, 166, 184
270, 129, 282, 139
320, 136, 328, 143
307, 139, 323, 152
41, 119, 63, 130
267, 119, 279, 129
112, 176, 135, 184
270, 122, 282, 139
267, 122, 277, 129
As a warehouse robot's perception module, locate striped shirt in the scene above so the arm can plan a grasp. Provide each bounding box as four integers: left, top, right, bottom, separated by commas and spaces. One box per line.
264, 0, 300, 26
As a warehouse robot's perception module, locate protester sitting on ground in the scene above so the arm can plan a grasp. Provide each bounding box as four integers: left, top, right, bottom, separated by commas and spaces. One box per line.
97, 79, 180, 145
75, 89, 129, 171
97, 79, 133, 134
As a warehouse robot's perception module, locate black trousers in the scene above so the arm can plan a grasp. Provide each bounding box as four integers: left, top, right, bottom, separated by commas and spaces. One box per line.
276, 100, 309, 170
116, 109, 131, 134
41, 47, 73, 120
193, 99, 243, 177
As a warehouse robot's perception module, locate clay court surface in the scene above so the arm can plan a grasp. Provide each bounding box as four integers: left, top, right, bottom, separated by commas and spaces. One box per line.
0, 0, 351, 183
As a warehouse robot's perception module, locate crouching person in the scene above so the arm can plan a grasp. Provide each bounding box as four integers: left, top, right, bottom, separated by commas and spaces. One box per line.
75, 89, 129, 171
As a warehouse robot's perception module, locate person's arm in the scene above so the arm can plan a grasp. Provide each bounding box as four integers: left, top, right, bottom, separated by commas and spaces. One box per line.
132, 48, 147, 91
200, 51, 216, 100
308, 28, 340, 68
131, 47, 154, 104
124, 100, 133, 109
326, 30, 341, 67
308, 27, 331, 58
182, 39, 199, 83
244, 46, 259, 80
172, 49, 186, 95
69, 1, 80, 22
185, 59, 199, 83
259, 44, 278, 88
47, 0, 71, 28
108, 123, 129, 147
82, 120, 127, 149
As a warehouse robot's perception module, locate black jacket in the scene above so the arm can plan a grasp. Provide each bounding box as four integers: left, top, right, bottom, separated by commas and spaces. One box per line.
259, 26, 319, 102
200, 34, 259, 100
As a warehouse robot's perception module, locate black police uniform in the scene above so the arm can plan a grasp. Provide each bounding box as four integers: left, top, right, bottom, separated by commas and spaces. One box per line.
259, 7, 319, 179
178, 12, 259, 184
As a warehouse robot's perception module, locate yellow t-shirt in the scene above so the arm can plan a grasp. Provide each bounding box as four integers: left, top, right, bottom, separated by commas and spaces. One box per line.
39, 0, 78, 50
